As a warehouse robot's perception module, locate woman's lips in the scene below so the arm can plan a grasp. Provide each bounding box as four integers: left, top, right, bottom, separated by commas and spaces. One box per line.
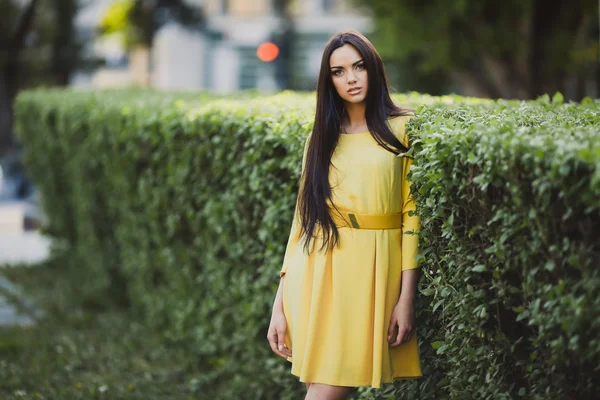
348, 87, 362, 95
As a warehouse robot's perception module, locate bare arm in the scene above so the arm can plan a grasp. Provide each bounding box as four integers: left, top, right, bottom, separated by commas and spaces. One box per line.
398, 268, 419, 306
272, 276, 285, 313
268, 276, 292, 358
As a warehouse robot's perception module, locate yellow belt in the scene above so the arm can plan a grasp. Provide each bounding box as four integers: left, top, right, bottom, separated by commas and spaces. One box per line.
327, 207, 402, 230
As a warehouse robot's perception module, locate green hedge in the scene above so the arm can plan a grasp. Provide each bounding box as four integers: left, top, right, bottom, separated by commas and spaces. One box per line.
15, 89, 600, 399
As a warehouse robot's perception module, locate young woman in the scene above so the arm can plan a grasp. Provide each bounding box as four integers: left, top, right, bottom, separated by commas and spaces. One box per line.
267, 30, 422, 400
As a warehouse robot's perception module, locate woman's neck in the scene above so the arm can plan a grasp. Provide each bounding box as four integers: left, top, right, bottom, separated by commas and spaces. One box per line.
342, 102, 367, 130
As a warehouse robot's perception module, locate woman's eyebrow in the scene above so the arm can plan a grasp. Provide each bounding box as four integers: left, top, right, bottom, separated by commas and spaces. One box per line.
330, 59, 364, 69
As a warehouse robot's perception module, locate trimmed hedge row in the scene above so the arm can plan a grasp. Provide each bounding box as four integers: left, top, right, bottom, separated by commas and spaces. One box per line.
401, 97, 600, 400
15, 89, 600, 400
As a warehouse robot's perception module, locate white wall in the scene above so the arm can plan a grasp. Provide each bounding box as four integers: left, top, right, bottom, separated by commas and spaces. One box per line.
153, 24, 206, 90
211, 43, 241, 93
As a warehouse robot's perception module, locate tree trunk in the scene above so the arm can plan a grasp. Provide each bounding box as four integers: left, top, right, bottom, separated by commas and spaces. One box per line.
273, 0, 294, 90
50, 0, 79, 86
0, 66, 16, 155
0, 0, 40, 155
530, 0, 587, 99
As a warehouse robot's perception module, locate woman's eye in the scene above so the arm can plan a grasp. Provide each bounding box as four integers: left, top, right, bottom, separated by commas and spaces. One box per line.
332, 70, 343, 76
356, 64, 365, 70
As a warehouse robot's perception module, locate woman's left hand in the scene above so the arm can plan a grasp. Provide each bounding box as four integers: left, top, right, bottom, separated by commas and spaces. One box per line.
387, 298, 415, 347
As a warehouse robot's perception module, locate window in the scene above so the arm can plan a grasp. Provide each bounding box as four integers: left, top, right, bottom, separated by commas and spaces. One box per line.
321, 0, 334, 13
227, 0, 269, 16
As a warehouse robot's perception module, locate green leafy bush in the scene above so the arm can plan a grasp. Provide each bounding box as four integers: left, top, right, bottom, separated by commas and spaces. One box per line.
14, 89, 600, 399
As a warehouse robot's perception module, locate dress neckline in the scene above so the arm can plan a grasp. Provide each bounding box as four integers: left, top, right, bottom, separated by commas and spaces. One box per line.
339, 115, 412, 136
339, 131, 370, 136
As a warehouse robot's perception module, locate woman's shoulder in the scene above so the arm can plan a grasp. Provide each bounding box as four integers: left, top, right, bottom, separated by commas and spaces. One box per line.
387, 110, 416, 124
386, 114, 414, 147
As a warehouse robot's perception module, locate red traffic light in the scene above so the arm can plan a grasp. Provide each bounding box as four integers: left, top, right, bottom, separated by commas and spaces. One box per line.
257, 42, 279, 62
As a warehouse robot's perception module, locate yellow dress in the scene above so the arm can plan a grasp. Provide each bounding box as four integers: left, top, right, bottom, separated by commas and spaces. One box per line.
278, 115, 423, 388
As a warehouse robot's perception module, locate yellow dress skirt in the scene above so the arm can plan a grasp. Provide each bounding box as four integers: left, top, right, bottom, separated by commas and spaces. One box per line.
278, 116, 423, 388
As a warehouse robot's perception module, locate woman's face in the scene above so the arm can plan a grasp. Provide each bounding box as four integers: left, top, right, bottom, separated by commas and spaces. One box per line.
329, 44, 368, 105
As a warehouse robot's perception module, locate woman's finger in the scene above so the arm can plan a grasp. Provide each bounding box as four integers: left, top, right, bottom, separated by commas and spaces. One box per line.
387, 317, 397, 341
282, 343, 292, 357
276, 328, 292, 357
268, 332, 287, 358
392, 326, 412, 347
277, 328, 286, 353
400, 329, 409, 344
400, 326, 414, 344
267, 332, 278, 352
390, 326, 404, 347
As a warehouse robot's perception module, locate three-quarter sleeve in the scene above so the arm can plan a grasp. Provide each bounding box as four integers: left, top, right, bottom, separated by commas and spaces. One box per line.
279, 134, 311, 278
399, 118, 421, 271
401, 155, 421, 270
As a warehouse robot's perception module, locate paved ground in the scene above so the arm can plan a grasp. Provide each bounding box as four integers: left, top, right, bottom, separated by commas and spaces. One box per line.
0, 231, 51, 265
0, 200, 49, 326
0, 276, 37, 326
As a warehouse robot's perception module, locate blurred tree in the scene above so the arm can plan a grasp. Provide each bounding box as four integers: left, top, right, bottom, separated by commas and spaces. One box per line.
50, 0, 82, 86
355, 0, 599, 100
0, 0, 84, 155
0, 0, 39, 154
272, 0, 295, 90
99, 0, 204, 86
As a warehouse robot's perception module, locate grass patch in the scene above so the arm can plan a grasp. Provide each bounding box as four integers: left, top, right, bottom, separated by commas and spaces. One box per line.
0, 255, 207, 400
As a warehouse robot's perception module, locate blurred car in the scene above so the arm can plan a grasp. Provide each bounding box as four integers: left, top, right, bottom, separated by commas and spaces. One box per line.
0, 149, 34, 201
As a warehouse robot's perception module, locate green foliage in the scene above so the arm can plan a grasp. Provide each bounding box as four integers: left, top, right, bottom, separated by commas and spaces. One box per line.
393, 96, 600, 400
13, 89, 600, 399
352, 0, 599, 100
0, 255, 208, 400
99, 0, 135, 41
1, 0, 86, 152
0, 0, 83, 82
99, 0, 204, 49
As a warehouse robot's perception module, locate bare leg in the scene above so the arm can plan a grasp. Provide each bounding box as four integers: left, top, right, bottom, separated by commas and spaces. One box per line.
305, 382, 312, 392
304, 383, 355, 400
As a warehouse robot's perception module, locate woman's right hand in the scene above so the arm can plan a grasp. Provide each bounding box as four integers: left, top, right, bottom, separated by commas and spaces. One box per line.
267, 308, 292, 359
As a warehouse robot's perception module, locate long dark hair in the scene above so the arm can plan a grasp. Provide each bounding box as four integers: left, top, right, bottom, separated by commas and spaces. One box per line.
297, 30, 415, 255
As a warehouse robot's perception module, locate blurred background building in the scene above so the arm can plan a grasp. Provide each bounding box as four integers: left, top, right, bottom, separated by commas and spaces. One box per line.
73, 0, 373, 92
